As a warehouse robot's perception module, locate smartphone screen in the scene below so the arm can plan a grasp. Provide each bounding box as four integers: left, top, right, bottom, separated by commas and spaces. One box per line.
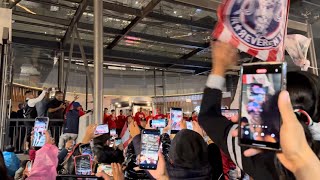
239, 62, 286, 151
221, 109, 239, 121
26, 161, 32, 172
110, 129, 116, 136
32, 117, 49, 147
80, 144, 93, 158
186, 121, 193, 130
97, 164, 113, 176
150, 119, 167, 129
139, 129, 160, 169
94, 124, 109, 135
170, 108, 183, 133
115, 138, 122, 146
74, 155, 92, 175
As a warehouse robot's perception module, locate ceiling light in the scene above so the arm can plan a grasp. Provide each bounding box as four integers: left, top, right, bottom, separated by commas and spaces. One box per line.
174, 11, 177, 14
135, 1, 139, 4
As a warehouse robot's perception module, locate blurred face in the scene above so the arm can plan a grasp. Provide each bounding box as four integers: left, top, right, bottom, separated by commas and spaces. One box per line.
128, 116, 133, 124
104, 109, 108, 114
120, 111, 123, 115
55, 93, 64, 101
140, 108, 143, 112
111, 111, 115, 115
140, 120, 146, 128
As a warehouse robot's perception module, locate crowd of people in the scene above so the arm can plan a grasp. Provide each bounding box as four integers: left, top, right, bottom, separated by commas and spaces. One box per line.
1, 41, 320, 180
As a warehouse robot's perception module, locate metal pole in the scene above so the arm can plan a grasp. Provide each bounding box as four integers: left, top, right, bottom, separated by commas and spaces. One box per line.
162, 70, 166, 114
86, 76, 88, 110
74, 27, 94, 95
63, 30, 75, 101
94, 0, 104, 124
58, 45, 65, 90
307, 21, 318, 75
153, 69, 157, 116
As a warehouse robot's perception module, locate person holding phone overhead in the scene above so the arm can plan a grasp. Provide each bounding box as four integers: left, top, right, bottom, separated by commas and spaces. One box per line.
198, 41, 320, 180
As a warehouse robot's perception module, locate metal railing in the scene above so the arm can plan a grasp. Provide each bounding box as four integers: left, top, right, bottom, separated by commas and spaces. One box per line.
6, 118, 64, 152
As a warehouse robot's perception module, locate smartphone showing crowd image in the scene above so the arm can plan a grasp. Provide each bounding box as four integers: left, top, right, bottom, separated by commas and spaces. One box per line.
150, 119, 168, 129
97, 164, 113, 177
80, 144, 93, 159
170, 108, 183, 134
94, 124, 109, 135
186, 121, 193, 130
139, 129, 160, 170
110, 129, 117, 137
74, 155, 92, 175
239, 62, 286, 151
221, 109, 239, 121
32, 117, 49, 147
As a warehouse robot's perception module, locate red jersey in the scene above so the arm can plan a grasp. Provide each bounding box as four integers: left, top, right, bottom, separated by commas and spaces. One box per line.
146, 115, 153, 123
134, 112, 145, 126
192, 115, 198, 122
154, 114, 166, 120
106, 115, 117, 129
103, 113, 109, 124
116, 115, 126, 129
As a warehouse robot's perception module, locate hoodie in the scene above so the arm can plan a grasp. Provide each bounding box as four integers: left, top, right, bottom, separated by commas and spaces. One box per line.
165, 129, 212, 180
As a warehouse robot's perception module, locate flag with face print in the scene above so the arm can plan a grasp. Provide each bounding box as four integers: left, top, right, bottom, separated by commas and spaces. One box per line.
213, 0, 290, 62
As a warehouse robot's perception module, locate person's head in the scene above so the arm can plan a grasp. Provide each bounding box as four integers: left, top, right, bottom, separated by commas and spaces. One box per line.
4, 145, 14, 152
72, 102, 81, 110
167, 129, 211, 178
149, 111, 152, 116
192, 111, 197, 116
139, 107, 143, 112
18, 103, 24, 110
104, 108, 108, 114
25, 90, 34, 99
111, 109, 115, 115
128, 109, 132, 115
127, 115, 133, 124
94, 145, 124, 164
140, 119, 147, 128
55, 91, 64, 101
0, 150, 8, 179
120, 110, 123, 115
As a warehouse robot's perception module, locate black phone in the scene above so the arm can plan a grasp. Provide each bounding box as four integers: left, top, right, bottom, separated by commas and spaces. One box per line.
139, 129, 161, 169
170, 107, 183, 134
150, 119, 168, 129
239, 62, 286, 151
74, 155, 92, 175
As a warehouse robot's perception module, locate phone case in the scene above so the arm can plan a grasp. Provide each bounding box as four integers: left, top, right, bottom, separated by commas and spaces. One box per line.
238, 62, 286, 151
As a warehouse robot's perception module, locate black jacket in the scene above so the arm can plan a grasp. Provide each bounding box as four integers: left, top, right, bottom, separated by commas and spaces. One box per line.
198, 88, 279, 180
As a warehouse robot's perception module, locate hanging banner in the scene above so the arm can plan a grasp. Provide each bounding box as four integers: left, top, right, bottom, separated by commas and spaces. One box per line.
213, 0, 290, 62
0, 8, 12, 44
285, 34, 311, 71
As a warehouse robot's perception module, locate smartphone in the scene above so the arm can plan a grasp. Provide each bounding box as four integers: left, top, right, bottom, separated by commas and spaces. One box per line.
94, 124, 109, 135
139, 129, 160, 169
115, 138, 122, 146
32, 117, 49, 147
74, 155, 92, 175
186, 121, 193, 130
221, 109, 239, 121
80, 144, 93, 158
150, 119, 168, 129
170, 108, 183, 134
239, 62, 286, 151
26, 161, 32, 171
110, 129, 116, 137
97, 164, 112, 176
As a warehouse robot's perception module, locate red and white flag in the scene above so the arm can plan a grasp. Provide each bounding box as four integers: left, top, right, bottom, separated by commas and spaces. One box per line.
120, 122, 131, 149
213, 0, 290, 62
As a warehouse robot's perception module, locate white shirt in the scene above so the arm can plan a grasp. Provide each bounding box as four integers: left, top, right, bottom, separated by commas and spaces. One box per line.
27, 90, 47, 107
